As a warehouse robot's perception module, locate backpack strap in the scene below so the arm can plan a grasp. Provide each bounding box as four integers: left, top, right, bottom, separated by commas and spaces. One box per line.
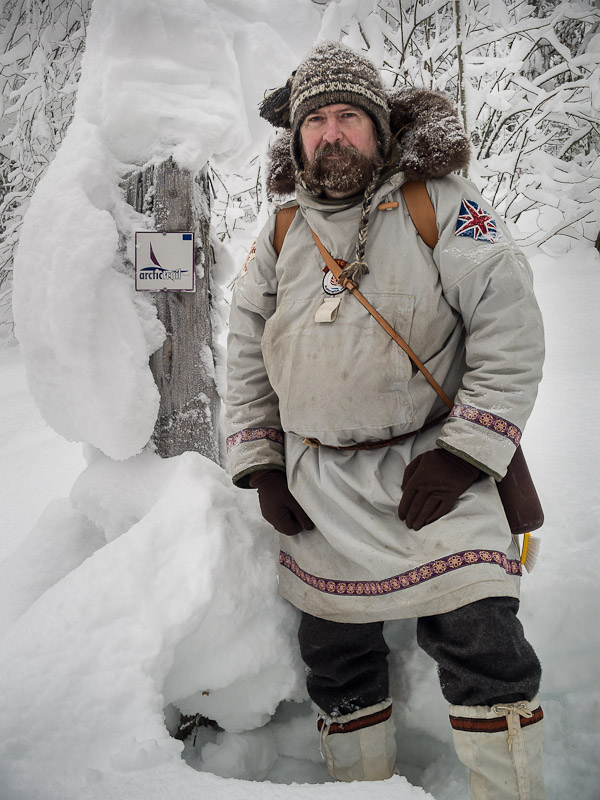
400, 181, 438, 249
273, 205, 299, 256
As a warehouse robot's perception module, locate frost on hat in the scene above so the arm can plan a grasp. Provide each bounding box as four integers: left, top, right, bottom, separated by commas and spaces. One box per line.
260, 41, 392, 167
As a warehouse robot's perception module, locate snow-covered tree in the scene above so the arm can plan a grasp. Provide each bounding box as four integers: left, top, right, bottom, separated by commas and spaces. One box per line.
323, 0, 600, 249
0, 0, 92, 337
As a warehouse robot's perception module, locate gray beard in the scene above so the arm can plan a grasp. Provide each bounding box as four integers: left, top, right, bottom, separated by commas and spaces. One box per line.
301, 142, 382, 196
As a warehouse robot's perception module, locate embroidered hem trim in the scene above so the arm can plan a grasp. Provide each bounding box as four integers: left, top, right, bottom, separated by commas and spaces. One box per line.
226, 427, 284, 452
317, 705, 393, 735
449, 707, 543, 734
450, 405, 522, 445
279, 548, 522, 596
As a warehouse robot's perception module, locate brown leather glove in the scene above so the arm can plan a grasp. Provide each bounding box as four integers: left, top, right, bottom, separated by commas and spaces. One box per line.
398, 448, 480, 531
250, 470, 315, 536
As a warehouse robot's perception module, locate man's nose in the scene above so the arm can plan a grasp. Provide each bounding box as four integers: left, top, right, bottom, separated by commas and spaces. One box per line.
322, 119, 343, 143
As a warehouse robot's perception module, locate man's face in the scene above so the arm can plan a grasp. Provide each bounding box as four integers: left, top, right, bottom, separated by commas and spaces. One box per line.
299, 103, 381, 198
300, 103, 378, 162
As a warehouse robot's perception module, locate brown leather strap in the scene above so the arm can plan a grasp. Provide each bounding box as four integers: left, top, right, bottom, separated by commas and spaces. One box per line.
273, 205, 298, 256
274, 183, 436, 254
302, 412, 448, 451
309, 226, 454, 410
449, 706, 544, 734
317, 704, 393, 735
401, 181, 439, 249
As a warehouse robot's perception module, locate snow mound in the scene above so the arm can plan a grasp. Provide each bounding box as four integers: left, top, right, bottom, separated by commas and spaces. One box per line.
0, 451, 306, 798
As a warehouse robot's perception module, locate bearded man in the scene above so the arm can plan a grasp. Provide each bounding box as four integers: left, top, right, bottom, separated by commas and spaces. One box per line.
225, 41, 546, 799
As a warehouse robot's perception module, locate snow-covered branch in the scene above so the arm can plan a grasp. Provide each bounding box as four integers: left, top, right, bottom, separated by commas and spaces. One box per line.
323, 0, 600, 250
0, 0, 92, 336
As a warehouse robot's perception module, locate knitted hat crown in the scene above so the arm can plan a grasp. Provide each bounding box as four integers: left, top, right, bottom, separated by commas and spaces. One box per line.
260, 41, 391, 169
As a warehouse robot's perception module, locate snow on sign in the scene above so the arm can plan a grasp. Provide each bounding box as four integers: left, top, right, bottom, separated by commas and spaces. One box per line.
135, 232, 195, 292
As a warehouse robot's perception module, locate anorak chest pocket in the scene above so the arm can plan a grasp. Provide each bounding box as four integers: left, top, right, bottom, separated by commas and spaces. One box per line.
261, 292, 416, 434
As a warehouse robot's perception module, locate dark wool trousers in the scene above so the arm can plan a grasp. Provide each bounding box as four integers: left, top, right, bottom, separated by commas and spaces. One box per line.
298, 597, 541, 715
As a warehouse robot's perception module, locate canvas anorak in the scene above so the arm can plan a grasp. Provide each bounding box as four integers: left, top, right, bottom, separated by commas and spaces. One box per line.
225, 168, 544, 623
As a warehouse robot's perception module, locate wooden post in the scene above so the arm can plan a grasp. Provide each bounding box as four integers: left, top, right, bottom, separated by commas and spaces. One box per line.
123, 158, 220, 463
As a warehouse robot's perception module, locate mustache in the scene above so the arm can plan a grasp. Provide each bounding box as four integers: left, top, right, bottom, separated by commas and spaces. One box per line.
313, 142, 360, 161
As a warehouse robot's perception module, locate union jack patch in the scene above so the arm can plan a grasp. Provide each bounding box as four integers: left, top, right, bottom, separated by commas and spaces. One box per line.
455, 200, 497, 243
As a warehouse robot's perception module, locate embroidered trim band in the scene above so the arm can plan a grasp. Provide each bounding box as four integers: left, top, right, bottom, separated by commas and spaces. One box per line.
449, 707, 543, 734
450, 405, 522, 445
317, 705, 393, 735
226, 427, 284, 452
279, 549, 522, 596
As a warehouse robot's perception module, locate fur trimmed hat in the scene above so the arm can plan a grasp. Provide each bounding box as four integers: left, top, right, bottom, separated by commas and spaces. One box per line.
266, 86, 472, 198
260, 41, 392, 170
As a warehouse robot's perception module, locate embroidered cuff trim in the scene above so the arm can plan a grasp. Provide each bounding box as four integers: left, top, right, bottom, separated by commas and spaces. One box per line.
279, 548, 521, 597
450, 405, 522, 445
226, 427, 284, 452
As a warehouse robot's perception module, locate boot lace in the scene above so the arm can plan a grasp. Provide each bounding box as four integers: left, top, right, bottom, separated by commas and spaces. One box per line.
317, 712, 334, 760
492, 702, 533, 751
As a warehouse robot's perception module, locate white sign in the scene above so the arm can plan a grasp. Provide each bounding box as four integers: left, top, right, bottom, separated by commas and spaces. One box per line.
135, 231, 195, 292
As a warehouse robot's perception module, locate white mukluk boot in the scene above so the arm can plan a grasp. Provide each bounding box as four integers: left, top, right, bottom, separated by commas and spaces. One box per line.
317, 698, 396, 781
449, 697, 546, 800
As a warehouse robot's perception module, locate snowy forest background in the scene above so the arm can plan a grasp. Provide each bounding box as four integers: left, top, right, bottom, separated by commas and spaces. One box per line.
1, 0, 599, 324
0, 1, 599, 799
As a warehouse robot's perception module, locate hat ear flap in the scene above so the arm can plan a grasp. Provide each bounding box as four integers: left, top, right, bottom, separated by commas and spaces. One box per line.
386, 87, 471, 180
259, 75, 295, 129
265, 131, 296, 197
387, 88, 415, 140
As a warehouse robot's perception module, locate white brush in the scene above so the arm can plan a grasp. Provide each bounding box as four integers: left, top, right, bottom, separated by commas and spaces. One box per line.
520, 532, 541, 573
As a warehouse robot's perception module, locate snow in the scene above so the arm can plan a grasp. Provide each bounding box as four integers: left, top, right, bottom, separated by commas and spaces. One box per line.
11, 117, 165, 460
0, 346, 86, 561
3, 0, 600, 797
0, 445, 312, 797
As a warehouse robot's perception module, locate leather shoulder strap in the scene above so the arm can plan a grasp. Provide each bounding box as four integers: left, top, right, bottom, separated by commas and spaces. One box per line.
401, 181, 438, 249
273, 205, 299, 256
309, 226, 453, 410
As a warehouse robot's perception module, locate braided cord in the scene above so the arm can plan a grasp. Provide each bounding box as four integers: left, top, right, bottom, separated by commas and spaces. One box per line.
338, 164, 382, 286
294, 164, 382, 288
